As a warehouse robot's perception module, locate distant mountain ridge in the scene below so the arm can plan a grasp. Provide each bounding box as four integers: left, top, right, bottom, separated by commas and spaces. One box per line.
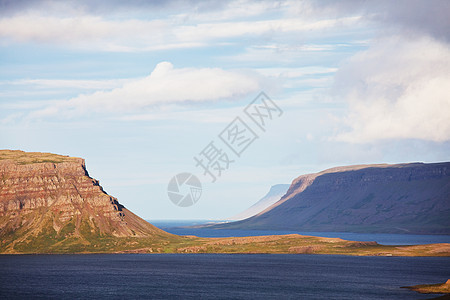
229, 184, 290, 220
1, 151, 448, 255
211, 162, 450, 234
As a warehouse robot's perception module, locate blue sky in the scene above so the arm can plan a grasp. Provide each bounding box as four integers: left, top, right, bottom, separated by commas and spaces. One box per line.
1, 0, 449, 219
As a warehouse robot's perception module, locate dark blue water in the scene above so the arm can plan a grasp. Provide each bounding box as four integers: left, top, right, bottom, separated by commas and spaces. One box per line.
150, 220, 450, 245
0, 254, 449, 299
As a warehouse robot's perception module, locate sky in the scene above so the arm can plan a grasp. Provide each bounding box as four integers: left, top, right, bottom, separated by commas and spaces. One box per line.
1, 0, 449, 220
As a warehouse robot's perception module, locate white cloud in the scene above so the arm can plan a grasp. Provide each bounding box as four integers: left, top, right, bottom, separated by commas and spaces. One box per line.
174, 16, 360, 41
172, 1, 280, 22
292, 0, 450, 42
253, 66, 336, 90
228, 41, 357, 64
26, 62, 265, 119
0, 10, 360, 52
256, 66, 338, 78
0, 15, 172, 51
1, 78, 133, 90
334, 36, 450, 143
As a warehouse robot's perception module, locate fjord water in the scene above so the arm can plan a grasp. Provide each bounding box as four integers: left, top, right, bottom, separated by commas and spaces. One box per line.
151, 220, 450, 245
0, 254, 449, 299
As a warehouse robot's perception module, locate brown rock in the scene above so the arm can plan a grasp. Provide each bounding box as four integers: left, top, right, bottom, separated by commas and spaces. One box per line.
0, 150, 170, 252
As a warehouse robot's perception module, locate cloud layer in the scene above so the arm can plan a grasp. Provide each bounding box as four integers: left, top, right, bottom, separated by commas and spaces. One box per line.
334, 36, 450, 143
28, 62, 264, 119
2, 0, 449, 145
307, 0, 450, 42
0, 0, 363, 52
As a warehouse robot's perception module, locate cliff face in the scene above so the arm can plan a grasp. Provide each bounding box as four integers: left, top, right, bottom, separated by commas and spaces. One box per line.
0, 151, 449, 255
0, 150, 170, 253
215, 163, 450, 234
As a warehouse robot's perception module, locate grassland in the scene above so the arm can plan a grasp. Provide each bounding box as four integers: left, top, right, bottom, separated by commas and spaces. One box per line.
2, 214, 449, 256
0, 150, 77, 164
1, 150, 449, 256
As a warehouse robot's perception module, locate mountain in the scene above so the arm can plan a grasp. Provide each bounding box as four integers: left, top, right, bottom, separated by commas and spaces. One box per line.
210, 163, 450, 234
0, 150, 448, 256
229, 184, 290, 220
0, 150, 174, 253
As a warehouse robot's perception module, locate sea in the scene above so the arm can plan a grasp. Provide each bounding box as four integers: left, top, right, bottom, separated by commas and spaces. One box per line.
0, 254, 449, 299
1, 220, 449, 299
151, 220, 450, 245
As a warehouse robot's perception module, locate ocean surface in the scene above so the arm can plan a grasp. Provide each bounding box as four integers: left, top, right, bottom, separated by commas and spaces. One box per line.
0, 254, 449, 299
150, 220, 450, 245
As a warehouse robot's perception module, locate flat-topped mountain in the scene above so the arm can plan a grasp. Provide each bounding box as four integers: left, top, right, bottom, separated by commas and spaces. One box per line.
229, 184, 290, 221
0, 150, 172, 253
0, 150, 448, 256
211, 162, 450, 234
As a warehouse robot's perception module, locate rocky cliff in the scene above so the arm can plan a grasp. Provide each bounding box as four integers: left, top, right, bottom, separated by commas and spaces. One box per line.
0, 150, 171, 253
1, 151, 448, 255
212, 162, 450, 234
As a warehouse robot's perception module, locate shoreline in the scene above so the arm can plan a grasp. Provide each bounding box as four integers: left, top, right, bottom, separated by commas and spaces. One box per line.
1, 233, 449, 256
